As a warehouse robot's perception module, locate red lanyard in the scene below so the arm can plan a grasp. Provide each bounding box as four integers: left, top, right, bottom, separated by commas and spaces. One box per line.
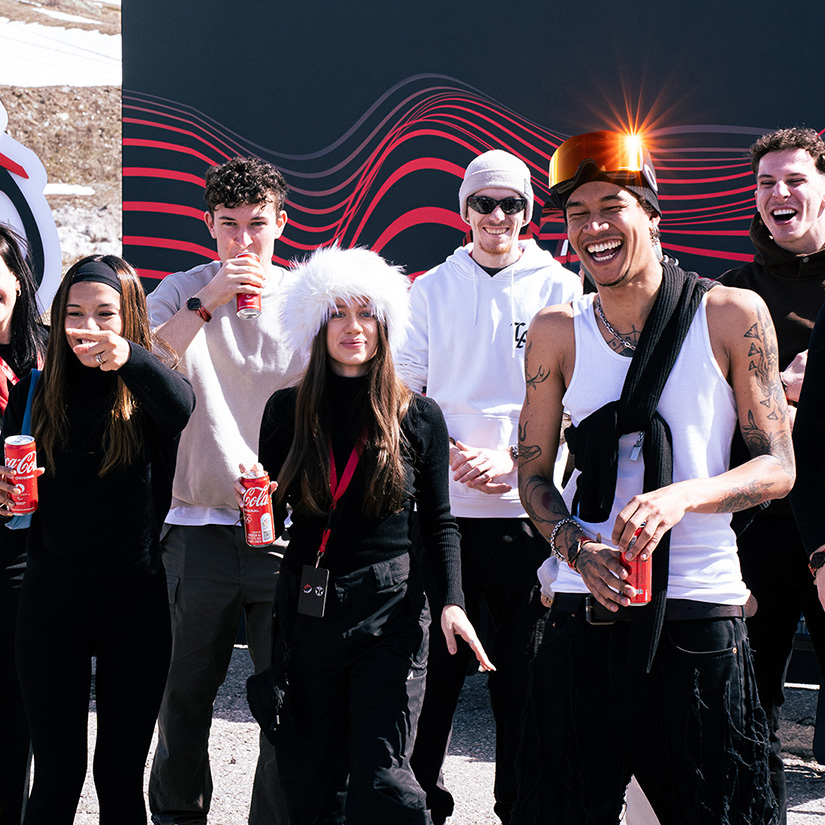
315, 435, 365, 567
0, 356, 19, 413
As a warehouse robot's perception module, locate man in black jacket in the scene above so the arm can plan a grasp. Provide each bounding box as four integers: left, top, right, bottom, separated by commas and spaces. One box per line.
719, 127, 825, 824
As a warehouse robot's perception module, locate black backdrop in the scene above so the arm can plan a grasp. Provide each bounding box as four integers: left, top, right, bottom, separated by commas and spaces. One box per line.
123, 0, 824, 284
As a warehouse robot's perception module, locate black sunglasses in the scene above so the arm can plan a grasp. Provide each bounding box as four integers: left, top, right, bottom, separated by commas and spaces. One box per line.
467, 195, 527, 215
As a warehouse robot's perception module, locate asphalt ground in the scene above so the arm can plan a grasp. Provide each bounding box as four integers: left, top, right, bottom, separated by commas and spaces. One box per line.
72, 646, 825, 824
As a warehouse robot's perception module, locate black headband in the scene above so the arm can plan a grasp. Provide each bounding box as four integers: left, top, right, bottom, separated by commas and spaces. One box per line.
70, 260, 123, 294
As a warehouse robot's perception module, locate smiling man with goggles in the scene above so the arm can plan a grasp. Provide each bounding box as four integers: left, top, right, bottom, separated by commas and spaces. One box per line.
548, 130, 660, 215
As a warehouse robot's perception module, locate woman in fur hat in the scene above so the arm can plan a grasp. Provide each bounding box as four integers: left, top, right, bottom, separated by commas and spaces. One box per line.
240, 244, 491, 825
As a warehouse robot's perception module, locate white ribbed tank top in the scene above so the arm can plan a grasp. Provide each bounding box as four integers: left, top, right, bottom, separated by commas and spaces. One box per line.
548, 291, 749, 604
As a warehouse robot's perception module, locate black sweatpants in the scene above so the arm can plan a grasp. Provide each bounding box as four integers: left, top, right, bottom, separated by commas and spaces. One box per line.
15, 569, 171, 825
411, 517, 547, 825
274, 554, 431, 825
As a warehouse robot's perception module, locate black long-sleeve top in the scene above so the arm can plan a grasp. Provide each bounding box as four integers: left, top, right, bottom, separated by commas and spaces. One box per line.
791, 303, 825, 555
258, 372, 464, 609
2, 343, 195, 580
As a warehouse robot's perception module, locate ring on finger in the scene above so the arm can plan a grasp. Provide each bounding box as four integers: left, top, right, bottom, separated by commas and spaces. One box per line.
96, 353, 104, 364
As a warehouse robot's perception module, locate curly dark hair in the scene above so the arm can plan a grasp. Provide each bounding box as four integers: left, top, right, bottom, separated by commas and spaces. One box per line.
750, 127, 825, 175
203, 156, 288, 213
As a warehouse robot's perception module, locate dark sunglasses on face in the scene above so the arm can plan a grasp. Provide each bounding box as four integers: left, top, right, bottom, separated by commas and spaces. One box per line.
467, 195, 527, 215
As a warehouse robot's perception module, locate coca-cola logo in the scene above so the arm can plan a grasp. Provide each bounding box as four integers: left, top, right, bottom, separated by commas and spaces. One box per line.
7, 451, 36, 476
242, 485, 270, 510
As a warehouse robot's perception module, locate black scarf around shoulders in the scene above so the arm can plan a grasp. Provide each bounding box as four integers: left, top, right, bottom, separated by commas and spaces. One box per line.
565, 262, 714, 672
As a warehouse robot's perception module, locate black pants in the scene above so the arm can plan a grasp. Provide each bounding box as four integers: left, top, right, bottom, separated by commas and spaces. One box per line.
411, 518, 547, 825
737, 509, 825, 825
16, 570, 171, 825
0, 573, 29, 825
274, 554, 431, 825
514, 610, 777, 825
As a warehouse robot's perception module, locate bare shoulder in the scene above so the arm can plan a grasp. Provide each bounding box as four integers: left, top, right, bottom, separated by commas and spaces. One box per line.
705, 282, 772, 349
528, 301, 575, 351
707, 284, 767, 333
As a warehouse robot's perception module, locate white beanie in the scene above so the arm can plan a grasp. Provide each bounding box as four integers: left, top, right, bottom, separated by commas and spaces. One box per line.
458, 149, 534, 225
281, 244, 411, 360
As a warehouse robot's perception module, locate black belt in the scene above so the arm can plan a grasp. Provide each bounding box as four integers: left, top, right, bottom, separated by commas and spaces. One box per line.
551, 593, 757, 625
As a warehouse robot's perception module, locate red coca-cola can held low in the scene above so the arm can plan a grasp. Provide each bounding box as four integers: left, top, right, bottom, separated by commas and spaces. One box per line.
4, 435, 38, 514
236, 252, 262, 319
622, 552, 652, 605
241, 470, 275, 547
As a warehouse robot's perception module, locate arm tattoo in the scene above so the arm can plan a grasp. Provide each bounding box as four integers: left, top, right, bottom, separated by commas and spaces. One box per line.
744, 304, 786, 422
741, 410, 795, 477
524, 340, 551, 404
741, 409, 770, 456
518, 421, 544, 466
716, 480, 775, 513
520, 474, 568, 531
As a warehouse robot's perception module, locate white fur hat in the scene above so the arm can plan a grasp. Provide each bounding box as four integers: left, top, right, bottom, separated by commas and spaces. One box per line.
281, 244, 411, 359
458, 149, 534, 225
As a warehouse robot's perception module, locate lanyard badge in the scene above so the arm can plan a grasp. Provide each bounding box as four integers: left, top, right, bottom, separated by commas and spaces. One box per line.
297, 434, 365, 618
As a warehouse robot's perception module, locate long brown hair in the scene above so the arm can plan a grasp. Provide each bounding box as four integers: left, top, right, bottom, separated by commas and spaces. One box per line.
32, 255, 152, 475
276, 319, 412, 518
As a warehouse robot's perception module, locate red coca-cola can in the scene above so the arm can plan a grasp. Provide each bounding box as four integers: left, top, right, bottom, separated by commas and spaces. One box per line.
241, 470, 274, 547
4, 435, 38, 514
622, 553, 652, 605
236, 252, 262, 319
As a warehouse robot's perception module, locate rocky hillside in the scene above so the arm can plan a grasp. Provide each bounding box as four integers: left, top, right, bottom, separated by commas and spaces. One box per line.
0, 0, 122, 266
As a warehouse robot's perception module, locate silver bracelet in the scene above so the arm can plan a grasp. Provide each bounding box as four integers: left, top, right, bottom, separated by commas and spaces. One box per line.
549, 517, 580, 562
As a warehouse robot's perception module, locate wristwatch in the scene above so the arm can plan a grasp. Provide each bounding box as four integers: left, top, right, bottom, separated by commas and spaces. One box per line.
187, 296, 212, 323
809, 551, 825, 578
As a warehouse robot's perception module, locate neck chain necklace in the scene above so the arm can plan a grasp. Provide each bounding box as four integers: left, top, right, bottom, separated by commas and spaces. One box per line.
595, 298, 636, 353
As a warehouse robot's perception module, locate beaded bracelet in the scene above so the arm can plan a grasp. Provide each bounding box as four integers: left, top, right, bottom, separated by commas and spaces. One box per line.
549, 517, 580, 563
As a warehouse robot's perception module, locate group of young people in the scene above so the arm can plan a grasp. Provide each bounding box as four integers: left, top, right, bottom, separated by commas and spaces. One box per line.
1, 123, 825, 825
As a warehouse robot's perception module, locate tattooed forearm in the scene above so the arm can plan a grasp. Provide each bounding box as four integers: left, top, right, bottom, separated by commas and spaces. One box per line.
520, 474, 569, 535
741, 410, 796, 479
715, 480, 775, 513
744, 303, 786, 421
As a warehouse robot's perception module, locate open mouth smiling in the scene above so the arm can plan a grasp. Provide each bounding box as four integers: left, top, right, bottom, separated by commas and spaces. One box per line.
771, 207, 797, 224
586, 239, 623, 263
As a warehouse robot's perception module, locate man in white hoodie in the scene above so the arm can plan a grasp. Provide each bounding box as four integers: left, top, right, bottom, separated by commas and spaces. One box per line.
397, 149, 581, 825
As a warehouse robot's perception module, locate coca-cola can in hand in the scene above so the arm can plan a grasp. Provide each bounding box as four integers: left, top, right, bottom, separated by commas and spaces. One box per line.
4, 435, 38, 514
622, 553, 652, 605
241, 470, 274, 547
236, 252, 262, 319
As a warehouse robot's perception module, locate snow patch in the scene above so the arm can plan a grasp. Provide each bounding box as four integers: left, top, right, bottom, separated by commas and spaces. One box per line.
0, 17, 121, 86
31, 8, 102, 25
44, 183, 96, 196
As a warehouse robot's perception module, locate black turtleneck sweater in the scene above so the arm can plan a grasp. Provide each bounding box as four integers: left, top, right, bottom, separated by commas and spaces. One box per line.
258, 372, 464, 609
2, 343, 195, 579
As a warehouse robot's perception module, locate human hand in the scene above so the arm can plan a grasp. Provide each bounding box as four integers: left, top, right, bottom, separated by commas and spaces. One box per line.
198, 254, 266, 311
441, 605, 495, 671
781, 349, 807, 404
816, 566, 825, 612
450, 440, 514, 493
611, 484, 689, 562
234, 462, 277, 510
0, 463, 45, 514
66, 327, 131, 371
575, 540, 635, 611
